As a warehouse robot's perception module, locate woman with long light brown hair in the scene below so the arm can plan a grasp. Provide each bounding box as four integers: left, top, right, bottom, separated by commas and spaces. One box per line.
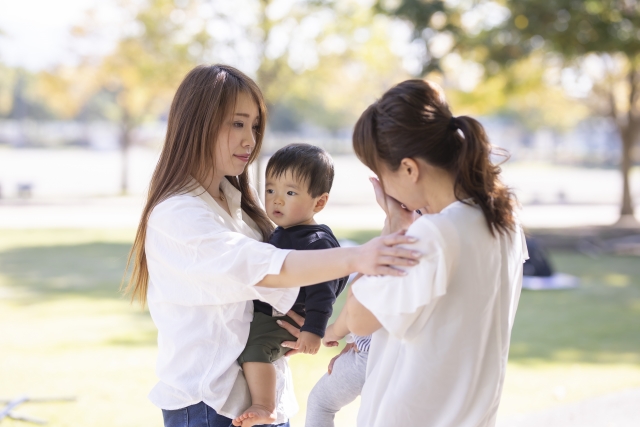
123, 64, 420, 427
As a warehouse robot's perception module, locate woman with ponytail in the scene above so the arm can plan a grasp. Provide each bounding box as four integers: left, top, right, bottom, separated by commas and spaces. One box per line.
323, 79, 528, 426
122, 65, 420, 427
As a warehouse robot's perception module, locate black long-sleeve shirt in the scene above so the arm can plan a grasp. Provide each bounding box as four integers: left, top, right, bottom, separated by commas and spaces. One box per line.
253, 224, 349, 337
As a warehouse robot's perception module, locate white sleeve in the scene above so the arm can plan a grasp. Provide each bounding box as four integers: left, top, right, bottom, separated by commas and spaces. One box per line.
520, 225, 529, 263
351, 218, 450, 340
146, 198, 297, 311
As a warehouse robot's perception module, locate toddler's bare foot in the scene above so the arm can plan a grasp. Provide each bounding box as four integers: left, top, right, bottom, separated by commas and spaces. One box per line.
232, 404, 276, 427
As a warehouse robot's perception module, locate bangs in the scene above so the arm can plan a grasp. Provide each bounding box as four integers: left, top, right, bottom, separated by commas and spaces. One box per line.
352, 103, 381, 177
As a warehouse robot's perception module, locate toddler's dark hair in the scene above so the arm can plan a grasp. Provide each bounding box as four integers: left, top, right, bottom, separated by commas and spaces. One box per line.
266, 143, 334, 197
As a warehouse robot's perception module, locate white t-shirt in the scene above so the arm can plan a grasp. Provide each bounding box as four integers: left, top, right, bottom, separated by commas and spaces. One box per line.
145, 178, 299, 422
352, 201, 528, 427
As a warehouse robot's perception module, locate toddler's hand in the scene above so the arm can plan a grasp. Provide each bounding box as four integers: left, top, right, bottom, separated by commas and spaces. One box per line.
296, 331, 321, 355
322, 324, 344, 347
279, 311, 304, 356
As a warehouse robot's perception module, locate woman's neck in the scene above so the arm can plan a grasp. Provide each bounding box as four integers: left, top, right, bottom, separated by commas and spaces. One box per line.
420, 167, 460, 213
201, 171, 225, 199
425, 188, 458, 213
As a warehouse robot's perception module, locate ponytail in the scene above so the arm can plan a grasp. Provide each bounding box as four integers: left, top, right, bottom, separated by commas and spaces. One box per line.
353, 79, 516, 237
453, 116, 515, 236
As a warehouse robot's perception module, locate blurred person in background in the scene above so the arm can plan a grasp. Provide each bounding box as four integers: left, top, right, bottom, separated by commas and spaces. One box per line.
122, 64, 420, 427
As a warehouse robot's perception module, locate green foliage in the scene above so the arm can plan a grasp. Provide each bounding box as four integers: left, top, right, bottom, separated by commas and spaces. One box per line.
476, 0, 640, 217
374, 0, 591, 130
374, 0, 458, 74
0, 64, 18, 116
0, 66, 59, 120
30, 0, 410, 134
97, 0, 207, 127
486, 0, 640, 60
36, 64, 102, 120
446, 54, 590, 130
257, 0, 411, 131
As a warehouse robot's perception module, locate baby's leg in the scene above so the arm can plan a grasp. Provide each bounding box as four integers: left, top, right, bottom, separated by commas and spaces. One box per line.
305, 349, 367, 427
232, 362, 277, 427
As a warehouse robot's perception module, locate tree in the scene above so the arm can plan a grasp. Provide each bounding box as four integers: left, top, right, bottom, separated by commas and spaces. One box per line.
60, 0, 409, 193
232, 0, 411, 192
66, 0, 210, 194
36, 64, 101, 121
246, 0, 411, 132
485, 0, 640, 222
0, 65, 18, 118
381, 0, 640, 222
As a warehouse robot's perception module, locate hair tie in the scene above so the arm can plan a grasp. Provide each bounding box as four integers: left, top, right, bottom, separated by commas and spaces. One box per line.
449, 116, 458, 131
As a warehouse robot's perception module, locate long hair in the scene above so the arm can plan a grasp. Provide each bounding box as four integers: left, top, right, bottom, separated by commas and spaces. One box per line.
123, 64, 274, 305
353, 79, 516, 236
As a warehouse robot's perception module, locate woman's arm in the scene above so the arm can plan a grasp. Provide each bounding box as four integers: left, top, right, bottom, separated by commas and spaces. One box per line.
257, 231, 420, 288
345, 285, 382, 336
322, 278, 382, 342
334, 178, 424, 336
319, 179, 417, 336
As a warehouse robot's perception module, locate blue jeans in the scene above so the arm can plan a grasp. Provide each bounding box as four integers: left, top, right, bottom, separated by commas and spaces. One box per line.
162, 401, 290, 427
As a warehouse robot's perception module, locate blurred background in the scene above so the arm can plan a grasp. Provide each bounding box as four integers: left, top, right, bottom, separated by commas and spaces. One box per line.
0, 0, 639, 426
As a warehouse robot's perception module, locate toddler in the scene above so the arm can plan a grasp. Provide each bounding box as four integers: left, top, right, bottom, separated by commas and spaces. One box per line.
233, 143, 348, 427
305, 330, 370, 427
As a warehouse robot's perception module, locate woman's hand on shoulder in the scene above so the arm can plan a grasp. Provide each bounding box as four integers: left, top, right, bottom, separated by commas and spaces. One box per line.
352, 230, 421, 277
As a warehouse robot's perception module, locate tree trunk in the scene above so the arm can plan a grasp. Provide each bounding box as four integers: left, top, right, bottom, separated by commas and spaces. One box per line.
616, 62, 639, 224
120, 124, 133, 196
619, 127, 634, 217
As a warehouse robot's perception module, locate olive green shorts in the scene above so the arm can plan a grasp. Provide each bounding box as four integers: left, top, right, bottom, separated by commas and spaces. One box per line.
237, 312, 298, 364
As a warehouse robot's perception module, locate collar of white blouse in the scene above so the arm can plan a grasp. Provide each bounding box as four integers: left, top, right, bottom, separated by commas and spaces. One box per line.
188, 178, 261, 240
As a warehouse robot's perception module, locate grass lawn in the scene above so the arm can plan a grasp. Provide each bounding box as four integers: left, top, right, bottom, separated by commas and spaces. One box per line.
1, 229, 639, 426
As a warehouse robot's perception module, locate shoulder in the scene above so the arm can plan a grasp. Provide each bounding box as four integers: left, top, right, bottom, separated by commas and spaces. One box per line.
150, 193, 207, 223
304, 225, 340, 250
268, 226, 292, 249
404, 206, 471, 264
148, 193, 227, 239
405, 215, 448, 252
269, 226, 286, 241
411, 202, 486, 243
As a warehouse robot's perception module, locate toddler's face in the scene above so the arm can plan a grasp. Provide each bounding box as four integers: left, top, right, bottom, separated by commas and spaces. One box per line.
265, 171, 323, 228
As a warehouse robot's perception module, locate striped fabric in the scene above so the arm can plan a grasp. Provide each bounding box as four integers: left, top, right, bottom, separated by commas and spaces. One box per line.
353, 334, 371, 353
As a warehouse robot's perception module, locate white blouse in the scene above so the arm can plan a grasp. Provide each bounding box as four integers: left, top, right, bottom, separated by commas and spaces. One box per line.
145, 178, 299, 422
352, 201, 528, 427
